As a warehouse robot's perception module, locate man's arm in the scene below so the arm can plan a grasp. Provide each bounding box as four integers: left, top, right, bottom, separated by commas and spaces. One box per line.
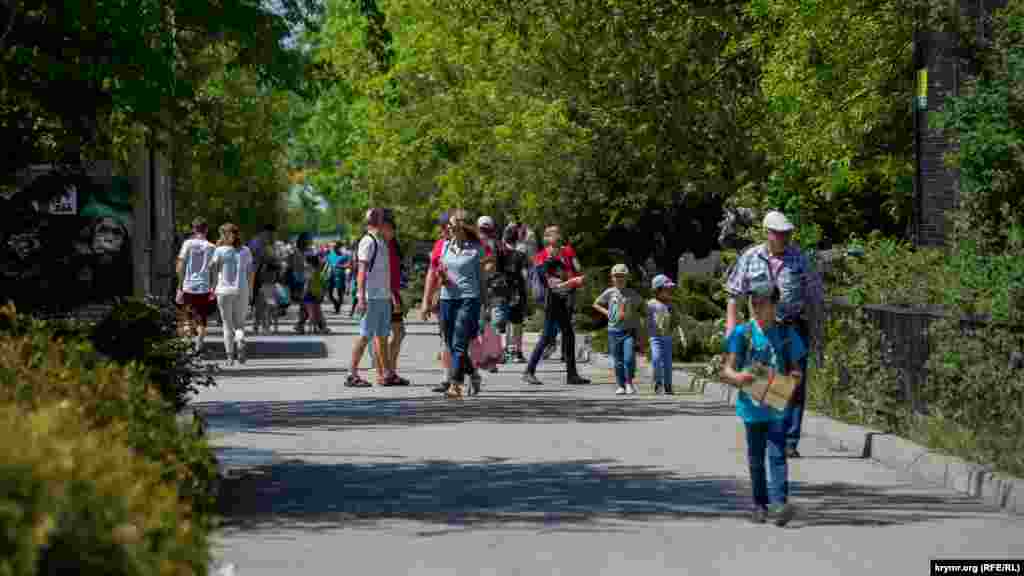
176, 258, 185, 286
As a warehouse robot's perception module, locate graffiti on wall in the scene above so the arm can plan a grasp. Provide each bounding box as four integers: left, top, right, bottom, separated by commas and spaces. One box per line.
0, 167, 134, 313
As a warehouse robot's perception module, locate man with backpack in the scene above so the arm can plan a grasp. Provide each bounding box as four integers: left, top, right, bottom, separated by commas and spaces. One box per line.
345, 208, 400, 388
522, 225, 591, 386
494, 222, 529, 363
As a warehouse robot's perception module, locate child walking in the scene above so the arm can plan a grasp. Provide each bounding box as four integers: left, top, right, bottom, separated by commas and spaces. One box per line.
647, 274, 678, 394
721, 279, 805, 527
303, 253, 330, 334
593, 264, 643, 395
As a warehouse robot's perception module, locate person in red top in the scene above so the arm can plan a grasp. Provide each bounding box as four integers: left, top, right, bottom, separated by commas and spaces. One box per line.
522, 224, 590, 386
380, 209, 410, 386
421, 211, 452, 392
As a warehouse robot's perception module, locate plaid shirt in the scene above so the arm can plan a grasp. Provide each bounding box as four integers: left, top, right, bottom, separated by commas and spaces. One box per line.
725, 243, 824, 323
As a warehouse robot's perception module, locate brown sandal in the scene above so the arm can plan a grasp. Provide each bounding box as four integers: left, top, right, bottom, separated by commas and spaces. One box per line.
446, 382, 464, 399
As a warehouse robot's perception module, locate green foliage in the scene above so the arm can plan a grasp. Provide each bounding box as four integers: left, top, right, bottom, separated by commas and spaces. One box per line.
0, 405, 209, 576
0, 303, 219, 543
933, 0, 1024, 253
922, 318, 1024, 476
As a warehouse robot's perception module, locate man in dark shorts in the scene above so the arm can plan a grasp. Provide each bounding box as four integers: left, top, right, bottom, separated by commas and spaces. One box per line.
176, 217, 216, 350
495, 223, 529, 363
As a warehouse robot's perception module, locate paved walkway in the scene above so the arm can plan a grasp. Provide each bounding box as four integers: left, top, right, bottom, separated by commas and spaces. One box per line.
195, 313, 1024, 575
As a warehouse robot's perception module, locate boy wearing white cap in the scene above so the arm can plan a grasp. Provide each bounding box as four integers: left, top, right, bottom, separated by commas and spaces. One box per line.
647, 274, 678, 394
593, 264, 644, 395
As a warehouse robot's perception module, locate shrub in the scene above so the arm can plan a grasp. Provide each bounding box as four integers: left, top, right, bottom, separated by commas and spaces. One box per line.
923, 318, 1024, 476
90, 298, 217, 412
0, 405, 210, 576
0, 305, 219, 536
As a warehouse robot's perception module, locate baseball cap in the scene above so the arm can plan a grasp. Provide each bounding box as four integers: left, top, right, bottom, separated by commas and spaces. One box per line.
611, 263, 629, 276
651, 274, 676, 290
477, 215, 495, 230
763, 210, 794, 232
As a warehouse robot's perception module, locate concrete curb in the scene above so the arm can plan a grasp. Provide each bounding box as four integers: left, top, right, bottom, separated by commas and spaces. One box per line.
685, 368, 1024, 516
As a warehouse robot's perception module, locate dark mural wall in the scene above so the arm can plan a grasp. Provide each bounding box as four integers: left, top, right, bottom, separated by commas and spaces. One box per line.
0, 167, 134, 314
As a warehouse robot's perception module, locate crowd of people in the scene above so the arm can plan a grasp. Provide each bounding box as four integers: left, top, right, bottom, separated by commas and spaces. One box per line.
174, 207, 822, 527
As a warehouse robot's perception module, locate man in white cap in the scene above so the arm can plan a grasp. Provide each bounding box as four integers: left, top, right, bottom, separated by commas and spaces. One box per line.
724, 210, 823, 458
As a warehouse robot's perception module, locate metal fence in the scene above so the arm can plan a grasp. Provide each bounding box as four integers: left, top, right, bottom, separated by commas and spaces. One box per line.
816, 297, 1023, 415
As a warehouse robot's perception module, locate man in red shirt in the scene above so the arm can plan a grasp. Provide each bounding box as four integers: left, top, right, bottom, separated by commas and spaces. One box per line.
522, 224, 590, 386
380, 209, 410, 386
420, 211, 452, 392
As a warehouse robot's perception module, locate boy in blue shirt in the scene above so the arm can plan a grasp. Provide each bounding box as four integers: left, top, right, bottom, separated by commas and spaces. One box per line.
721, 279, 805, 526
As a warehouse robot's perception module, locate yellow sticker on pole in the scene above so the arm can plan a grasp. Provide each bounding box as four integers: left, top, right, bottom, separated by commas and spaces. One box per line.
917, 68, 928, 109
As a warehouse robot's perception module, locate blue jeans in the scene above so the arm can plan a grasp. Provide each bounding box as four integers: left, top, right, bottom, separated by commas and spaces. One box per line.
649, 336, 673, 392
440, 298, 480, 384
607, 328, 636, 386
744, 420, 789, 508
783, 354, 809, 450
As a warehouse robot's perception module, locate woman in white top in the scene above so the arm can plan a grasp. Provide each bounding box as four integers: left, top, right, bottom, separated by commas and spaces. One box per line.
211, 222, 255, 365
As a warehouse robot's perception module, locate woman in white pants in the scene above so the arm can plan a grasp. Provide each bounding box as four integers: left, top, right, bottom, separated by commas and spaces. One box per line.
211, 222, 255, 365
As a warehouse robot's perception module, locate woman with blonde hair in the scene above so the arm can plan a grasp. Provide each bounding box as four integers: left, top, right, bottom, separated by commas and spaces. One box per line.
211, 223, 255, 366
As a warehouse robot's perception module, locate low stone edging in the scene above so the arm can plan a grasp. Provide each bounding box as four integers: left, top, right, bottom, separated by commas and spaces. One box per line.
685, 368, 1024, 516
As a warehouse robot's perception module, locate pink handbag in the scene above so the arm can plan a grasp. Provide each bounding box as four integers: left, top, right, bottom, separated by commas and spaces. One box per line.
470, 325, 503, 369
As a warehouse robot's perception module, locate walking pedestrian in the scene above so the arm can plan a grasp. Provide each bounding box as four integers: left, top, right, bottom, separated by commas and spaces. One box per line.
325, 241, 350, 315
724, 210, 823, 458
290, 232, 314, 333
423, 209, 487, 398
647, 274, 678, 394
210, 223, 255, 366
496, 223, 529, 363
522, 225, 590, 386
421, 212, 454, 393
247, 224, 276, 333
593, 264, 643, 395
345, 208, 399, 388
176, 217, 216, 351
381, 209, 411, 385
302, 252, 330, 334
720, 279, 804, 526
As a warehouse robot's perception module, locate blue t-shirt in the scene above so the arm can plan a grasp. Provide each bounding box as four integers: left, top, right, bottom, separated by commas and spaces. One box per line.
326, 252, 349, 278
439, 239, 483, 300
724, 321, 806, 422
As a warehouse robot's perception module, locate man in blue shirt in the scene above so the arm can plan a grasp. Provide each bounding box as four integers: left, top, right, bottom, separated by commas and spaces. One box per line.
325, 241, 350, 315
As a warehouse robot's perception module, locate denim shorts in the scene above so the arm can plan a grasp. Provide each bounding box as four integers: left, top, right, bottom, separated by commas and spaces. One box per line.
360, 298, 392, 338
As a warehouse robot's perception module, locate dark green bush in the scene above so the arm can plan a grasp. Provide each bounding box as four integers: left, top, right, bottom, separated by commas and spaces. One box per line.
0, 304, 219, 541
0, 405, 210, 576
91, 298, 217, 412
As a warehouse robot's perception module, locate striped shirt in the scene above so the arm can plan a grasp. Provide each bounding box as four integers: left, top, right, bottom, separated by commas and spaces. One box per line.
725, 243, 823, 323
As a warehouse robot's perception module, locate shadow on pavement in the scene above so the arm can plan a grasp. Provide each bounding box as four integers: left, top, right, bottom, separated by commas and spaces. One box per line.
214, 458, 994, 534
195, 397, 735, 429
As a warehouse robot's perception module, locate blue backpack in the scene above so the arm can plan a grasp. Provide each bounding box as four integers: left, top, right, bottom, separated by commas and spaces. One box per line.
528, 263, 547, 305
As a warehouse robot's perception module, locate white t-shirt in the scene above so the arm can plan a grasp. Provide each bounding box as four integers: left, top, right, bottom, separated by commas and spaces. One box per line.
178, 237, 215, 294
357, 231, 390, 300
212, 245, 254, 296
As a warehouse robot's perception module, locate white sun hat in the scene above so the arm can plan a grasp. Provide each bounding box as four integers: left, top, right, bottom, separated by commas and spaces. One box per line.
763, 210, 795, 232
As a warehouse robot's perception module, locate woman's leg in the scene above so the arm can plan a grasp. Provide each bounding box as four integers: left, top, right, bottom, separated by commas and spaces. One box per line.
439, 300, 458, 382
217, 294, 235, 358
745, 422, 770, 509
649, 337, 662, 390
232, 294, 247, 356
554, 300, 578, 377
526, 305, 559, 375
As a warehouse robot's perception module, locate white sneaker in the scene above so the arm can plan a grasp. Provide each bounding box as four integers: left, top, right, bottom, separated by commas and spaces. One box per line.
235, 331, 247, 364
615, 386, 627, 395
626, 383, 637, 395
